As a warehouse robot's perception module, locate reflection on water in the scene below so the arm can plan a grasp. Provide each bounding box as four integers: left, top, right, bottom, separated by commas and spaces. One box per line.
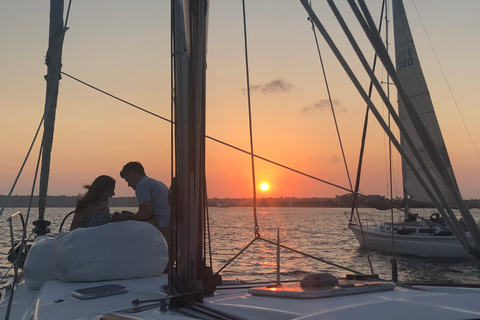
1, 207, 480, 285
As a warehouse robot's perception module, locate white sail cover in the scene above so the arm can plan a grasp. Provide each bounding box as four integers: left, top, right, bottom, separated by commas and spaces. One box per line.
393, 0, 459, 206
24, 235, 56, 289
54, 221, 168, 282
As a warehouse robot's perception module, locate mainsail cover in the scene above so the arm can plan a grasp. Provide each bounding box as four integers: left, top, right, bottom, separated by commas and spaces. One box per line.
392, 0, 460, 206
171, 0, 209, 295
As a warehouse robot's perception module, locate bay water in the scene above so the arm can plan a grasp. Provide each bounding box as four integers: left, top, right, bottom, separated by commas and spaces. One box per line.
1, 206, 480, 286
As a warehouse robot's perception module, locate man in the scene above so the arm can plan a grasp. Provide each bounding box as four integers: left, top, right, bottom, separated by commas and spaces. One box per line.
116, 161, 170, 242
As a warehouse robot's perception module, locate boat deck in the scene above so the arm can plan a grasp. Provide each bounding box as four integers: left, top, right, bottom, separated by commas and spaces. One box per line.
4, 276, 480, 319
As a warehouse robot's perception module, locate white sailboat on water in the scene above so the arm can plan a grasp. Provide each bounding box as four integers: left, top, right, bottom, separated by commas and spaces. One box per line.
2, 1, 480, 319
348, 0, 478, 259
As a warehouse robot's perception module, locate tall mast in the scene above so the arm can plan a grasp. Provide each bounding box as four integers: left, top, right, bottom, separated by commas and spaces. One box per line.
36, 0, 66, 234
170, 0, 209, 300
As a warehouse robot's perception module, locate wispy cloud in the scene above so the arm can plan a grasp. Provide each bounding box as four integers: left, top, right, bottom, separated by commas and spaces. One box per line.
301, 99, 344, 114
243, 79, 295, 94
329, 155, 340, 163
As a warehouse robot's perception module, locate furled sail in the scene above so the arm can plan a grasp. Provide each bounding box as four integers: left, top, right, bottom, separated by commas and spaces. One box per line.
392, 0, 460, 206
171, 0, 209, 297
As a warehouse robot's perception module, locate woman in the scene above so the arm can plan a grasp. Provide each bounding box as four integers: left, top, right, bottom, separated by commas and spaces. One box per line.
69, 175, 116, 230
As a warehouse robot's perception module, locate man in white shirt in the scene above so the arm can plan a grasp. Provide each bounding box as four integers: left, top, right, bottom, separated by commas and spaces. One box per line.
116, 162, 170, 241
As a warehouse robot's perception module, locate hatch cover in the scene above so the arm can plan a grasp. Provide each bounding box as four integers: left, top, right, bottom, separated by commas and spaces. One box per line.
248, 278, 395, 299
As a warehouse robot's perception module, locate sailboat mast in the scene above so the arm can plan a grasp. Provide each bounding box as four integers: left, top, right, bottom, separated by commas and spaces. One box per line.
37, 0, 65, 234
171, 0, 209, 299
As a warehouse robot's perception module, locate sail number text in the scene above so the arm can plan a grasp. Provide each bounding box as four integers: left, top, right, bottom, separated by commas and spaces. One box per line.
397, 47, 414, 71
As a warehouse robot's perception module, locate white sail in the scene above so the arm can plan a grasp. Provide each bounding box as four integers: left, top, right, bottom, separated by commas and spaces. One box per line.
392, 0, 460, 206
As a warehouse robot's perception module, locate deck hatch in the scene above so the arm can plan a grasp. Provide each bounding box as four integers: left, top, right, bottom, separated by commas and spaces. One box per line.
248, 278, 396, 299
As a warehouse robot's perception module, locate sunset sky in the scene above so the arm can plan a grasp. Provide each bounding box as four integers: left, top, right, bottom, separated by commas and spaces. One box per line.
1, 1, 479, 200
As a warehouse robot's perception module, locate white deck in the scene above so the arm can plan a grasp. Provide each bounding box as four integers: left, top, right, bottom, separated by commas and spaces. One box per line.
3, 276, 480, 319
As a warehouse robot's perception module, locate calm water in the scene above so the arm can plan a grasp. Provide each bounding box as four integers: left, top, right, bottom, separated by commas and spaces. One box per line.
1, 207, 480, 286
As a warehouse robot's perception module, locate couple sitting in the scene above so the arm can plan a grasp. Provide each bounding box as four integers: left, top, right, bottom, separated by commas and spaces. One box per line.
69, 161, 170, 242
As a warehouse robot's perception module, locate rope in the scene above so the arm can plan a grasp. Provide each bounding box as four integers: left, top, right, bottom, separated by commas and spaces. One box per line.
241, 0, 260, 238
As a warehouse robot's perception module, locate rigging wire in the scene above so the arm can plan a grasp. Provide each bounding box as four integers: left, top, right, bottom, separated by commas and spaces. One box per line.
345, 0, 390, 277
212, 1, 377, 281
61, 72, 172, 124
60, 71, 392, 206
350, 0, 480, 263
5, 1, 73, 317
0, 116, 44, 219
169, 0, 174, 216
308, 2, 354, 195
241, 0, 260, 238
383, 0, 398, 283
411, 0, 480, 162
3, 2, 377, 288
6, 137, 45, 318
302, 0, 480, 270
306, 0, 373, 276
306, 1, 378, 276
258, 237, 372, 277
168, 0, 177, 289
64, 0, 72, 27
361, 0, 480, 252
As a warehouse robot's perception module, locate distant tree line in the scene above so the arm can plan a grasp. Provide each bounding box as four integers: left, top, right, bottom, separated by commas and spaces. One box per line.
0, 195, 138, 208
209, 196, 359, 208
2, 195, 479, 208
3, 195, 347, 208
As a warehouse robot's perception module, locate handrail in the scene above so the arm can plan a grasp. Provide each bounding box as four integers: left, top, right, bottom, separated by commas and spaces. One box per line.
58, 210, 75, 233
7, 212, 25, 256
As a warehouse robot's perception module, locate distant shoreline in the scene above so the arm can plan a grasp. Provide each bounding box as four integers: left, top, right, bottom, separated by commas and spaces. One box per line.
2, 194, 480, 208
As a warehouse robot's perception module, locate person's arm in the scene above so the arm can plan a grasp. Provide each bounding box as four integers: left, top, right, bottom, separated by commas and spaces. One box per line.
112, 210, 134, 221
69, 207, 89, 230
131, 201, 153, 221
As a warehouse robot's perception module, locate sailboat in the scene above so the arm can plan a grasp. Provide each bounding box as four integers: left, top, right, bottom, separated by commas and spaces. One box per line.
349, 216, 472, 258
2, 0, 480, 319
348, 0, 478, 259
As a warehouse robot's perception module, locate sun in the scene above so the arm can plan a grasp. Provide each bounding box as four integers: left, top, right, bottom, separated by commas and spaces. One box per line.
260, 183, 269, 191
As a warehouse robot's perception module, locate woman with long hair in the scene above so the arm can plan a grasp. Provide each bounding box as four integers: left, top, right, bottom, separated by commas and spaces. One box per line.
69, 175, 116, 230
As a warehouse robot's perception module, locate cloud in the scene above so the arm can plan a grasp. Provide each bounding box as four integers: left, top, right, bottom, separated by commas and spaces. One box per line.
243, 79, 295, 94
301, 99, 344, 114
329, 155, 340, 163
